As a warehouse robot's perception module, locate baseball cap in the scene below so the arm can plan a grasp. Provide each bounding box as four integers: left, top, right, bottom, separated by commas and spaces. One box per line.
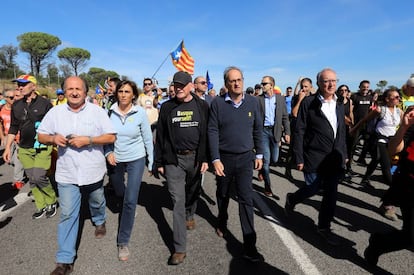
12, 74, 37, 85
173, 71, 192, 86
56, 89, 64, 95
254, 84, 261, 90
406, 77, 414, 87
246, 87, 254, 94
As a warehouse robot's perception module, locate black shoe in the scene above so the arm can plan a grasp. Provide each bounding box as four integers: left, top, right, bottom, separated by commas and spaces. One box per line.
32, 208, 46, 219
317, 228, 342, 246
242, 249, 264, 263
284, 193, 295, 216
361, 178, 373, 188
285, 169, 294, 182
45, 203, 57, 218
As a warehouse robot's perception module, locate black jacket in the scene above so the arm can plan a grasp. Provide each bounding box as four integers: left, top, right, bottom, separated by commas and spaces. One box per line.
9, 95, 53, 149
293, 93, 347, 174
154, 93, 209, 168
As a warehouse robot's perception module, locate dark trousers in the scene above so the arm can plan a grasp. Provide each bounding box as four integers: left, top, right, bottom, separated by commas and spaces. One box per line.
216, 151, 256, 251
289, 172, 340, 229
364, 140, 392, 185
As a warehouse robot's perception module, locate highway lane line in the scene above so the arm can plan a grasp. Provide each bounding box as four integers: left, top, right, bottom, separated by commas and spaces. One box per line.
0, 192, 31, 220
265, 215, 322, 275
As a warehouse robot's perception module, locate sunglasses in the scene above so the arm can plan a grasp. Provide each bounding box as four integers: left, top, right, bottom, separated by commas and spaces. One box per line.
339, 89, 348, 92
261, 82, 271, 86
17, 82, 30, 87
143, 83, 152, 86
6, 96, 14, 100
390, 96, 400, 100
197, 81, 207, 85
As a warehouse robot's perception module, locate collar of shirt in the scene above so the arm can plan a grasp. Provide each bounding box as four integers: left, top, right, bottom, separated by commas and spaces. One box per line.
318, 93, 338, 103
225, 92, 245, 108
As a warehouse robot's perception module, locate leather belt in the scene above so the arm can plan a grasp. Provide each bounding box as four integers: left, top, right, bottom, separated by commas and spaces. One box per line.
264, 125, 274, 129
176, 149, 195, 155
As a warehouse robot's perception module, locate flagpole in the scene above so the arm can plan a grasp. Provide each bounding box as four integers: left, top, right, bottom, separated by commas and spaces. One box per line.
151, 52, 171, 79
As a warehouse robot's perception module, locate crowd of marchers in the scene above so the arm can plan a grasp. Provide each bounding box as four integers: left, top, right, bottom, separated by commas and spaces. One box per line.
1, 68, 413, 275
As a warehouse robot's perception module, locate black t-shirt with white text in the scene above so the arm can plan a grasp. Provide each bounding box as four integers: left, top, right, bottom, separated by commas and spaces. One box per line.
171, 98, 200, 151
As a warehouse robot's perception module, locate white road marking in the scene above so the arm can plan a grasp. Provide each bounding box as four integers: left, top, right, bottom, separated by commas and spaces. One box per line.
264, 215, 322, 275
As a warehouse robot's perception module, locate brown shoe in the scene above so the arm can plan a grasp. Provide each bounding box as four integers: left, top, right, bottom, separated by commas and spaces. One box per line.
168, 252, 186, 265
95, 222, 106, 239
50, 263, 73, 275
186, 219, 195, 230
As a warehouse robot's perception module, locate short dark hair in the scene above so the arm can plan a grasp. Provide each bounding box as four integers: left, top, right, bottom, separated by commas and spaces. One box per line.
115, 80, 139, 103
359, 80, 370, 87
143, 78, 153, 85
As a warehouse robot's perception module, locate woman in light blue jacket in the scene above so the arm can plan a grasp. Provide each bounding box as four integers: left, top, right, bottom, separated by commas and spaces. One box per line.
104, 80, 153, 262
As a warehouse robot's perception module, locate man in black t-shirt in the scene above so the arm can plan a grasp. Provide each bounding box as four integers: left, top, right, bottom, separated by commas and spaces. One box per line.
154, 71, 209, 266
350, 80, 373, 167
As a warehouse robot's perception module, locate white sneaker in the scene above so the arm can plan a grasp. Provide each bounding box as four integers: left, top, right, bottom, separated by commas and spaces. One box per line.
118, 245, 129, 261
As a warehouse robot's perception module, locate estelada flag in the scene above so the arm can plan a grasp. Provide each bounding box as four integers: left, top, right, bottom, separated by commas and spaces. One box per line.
171, 40, 195, 75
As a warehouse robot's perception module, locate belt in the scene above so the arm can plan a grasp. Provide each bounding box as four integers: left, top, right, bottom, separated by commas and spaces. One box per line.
176, 149, 195, 155
264, 125, 274, 129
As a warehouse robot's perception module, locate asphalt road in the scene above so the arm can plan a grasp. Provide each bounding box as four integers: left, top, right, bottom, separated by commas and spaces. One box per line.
0, 147, 413, 275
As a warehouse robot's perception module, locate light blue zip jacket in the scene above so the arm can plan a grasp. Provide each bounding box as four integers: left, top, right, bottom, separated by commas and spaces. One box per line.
104, 103, 153, 170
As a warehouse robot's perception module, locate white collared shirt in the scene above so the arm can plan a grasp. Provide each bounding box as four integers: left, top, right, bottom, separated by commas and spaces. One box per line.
319, 94, 338, 138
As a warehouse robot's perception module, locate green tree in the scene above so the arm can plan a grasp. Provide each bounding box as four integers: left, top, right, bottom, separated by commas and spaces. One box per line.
59, 64, 72, 79
57, 47, 91, 76
17, 32, 61, 76
80, 67, 120, 87
376, 80, 388, 92
47, 63, 59, 85
0, 44, 19, 79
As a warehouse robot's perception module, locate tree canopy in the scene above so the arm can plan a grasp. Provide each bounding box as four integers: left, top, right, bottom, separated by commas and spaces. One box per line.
17, 32, 61, 76
58, 47, 91, 76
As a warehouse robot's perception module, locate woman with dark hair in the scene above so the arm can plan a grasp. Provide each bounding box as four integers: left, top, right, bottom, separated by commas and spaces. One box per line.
336, 84, 354, 178
365, 105, 414, 266
351, 89, 403, 220
104, 80, 154, 261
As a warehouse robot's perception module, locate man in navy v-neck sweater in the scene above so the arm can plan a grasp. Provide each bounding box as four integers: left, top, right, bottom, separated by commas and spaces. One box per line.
208, 66, 264, 262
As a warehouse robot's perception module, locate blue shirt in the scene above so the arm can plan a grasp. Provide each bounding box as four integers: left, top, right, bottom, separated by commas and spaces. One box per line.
38, 102, 116, 186
285, 95, 293, 115
264, 94, 276, 127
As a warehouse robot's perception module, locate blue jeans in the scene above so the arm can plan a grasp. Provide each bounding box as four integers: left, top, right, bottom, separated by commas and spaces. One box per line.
56, 180, 106, 264
289, 172, 340, 229
261, 128, 280, 190
110, 157, 145, 246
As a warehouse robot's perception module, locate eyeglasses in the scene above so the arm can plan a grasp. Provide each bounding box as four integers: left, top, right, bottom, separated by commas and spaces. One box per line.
228, 78, 243, 84
261, 82, 271, 86
322, 79, 338, 84
17, 82, 30, 87
6, 96, 14, 100
390, 96, 400, 100
143, 83, 152, 86
197, 81, 207, 85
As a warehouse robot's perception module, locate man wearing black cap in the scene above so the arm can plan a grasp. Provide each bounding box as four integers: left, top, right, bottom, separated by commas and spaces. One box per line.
154, 71, 209, 265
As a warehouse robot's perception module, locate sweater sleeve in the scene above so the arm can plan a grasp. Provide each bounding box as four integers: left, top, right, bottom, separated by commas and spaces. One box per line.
208, 98, 220, 161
